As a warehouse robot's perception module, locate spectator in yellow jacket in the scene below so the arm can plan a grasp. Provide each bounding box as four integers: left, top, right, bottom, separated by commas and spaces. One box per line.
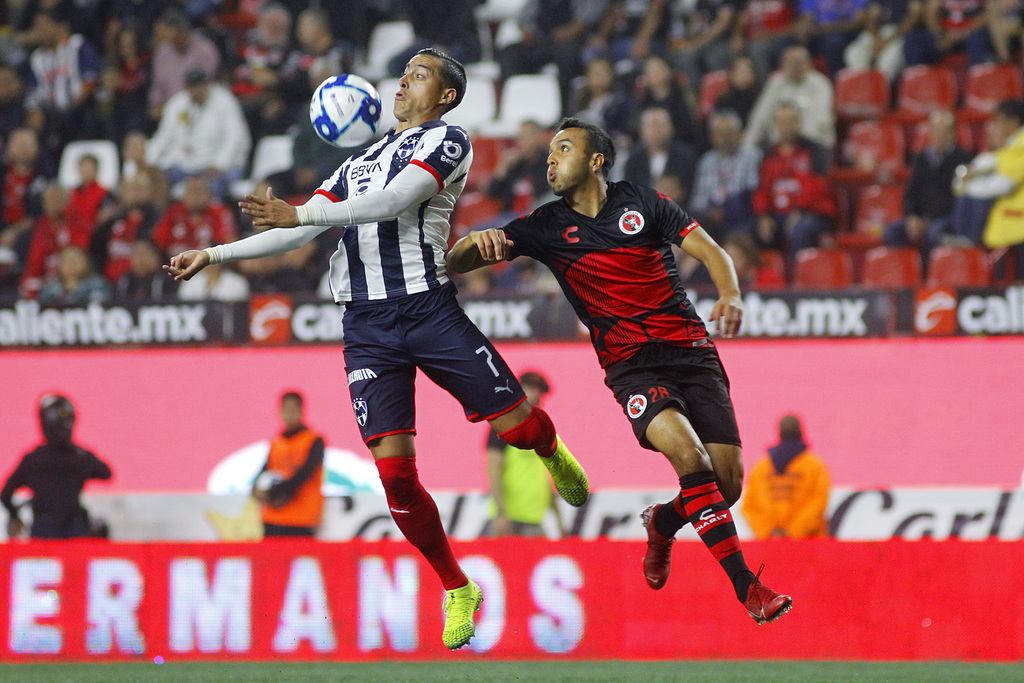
742, 415, 831, 539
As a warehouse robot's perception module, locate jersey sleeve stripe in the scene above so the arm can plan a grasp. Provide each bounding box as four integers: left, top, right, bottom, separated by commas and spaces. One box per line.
679, 220, 700, 239
315, 188, 341, 202
410, 159, 444, 191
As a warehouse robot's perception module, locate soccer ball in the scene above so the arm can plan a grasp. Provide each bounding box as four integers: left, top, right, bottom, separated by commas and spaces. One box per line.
309, 74, 382, 148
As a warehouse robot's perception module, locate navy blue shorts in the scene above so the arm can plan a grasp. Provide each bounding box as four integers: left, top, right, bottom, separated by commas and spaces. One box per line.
603, 342, 741, 451
343, 282, 527, 444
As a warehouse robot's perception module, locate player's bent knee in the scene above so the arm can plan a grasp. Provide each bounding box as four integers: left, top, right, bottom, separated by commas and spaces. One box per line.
497, 405, 556, 454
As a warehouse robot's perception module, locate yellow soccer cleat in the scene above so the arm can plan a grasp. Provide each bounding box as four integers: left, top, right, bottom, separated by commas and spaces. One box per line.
541, 436, 590, 507
442, 579, 483, 650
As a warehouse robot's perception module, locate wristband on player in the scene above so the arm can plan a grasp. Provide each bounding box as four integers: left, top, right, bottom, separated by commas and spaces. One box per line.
203, 245, 225, 265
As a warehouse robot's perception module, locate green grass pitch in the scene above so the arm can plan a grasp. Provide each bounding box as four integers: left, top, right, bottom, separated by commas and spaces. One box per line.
0, 661, 1019, 683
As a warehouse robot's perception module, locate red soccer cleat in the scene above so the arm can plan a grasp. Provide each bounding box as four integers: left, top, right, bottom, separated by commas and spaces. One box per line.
744, 564, 793, 624
641, 504, 675, 590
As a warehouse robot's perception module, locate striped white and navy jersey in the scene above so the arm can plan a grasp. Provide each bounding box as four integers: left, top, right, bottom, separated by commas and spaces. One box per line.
316, 120, 472, 302
26, 34, 101, 111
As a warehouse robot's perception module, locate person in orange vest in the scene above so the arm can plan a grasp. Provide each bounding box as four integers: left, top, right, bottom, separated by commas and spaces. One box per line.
742, 414, 831, 539
252, 390, 324, 537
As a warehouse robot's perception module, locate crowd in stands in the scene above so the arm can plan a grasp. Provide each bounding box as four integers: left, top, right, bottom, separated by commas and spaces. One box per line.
1, 0, 1023, 306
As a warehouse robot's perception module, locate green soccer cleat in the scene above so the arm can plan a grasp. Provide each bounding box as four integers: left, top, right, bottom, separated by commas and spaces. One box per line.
541, 436, 590, 507
442, 579, 483, 650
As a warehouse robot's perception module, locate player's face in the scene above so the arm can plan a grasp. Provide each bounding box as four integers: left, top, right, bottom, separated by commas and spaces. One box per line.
546, 128, 596, 196
394, 55, 450, 124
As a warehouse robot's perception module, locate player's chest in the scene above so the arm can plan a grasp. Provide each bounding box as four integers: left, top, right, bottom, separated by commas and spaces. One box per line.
544, 206, 658, 252
345, 135, 423, 195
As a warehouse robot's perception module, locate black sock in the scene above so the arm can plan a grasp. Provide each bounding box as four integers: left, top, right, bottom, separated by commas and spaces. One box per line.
653, 497, 686, 538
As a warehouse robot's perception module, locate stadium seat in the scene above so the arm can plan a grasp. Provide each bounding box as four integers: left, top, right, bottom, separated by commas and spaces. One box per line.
861, 246, 922, 289
58, 140, 120, 190
852, 184, 904, 239
890, 66, 958, 122
760, 249, 788, 286
926, 245, 993, 287
230, 134, 293, 199
699, 70, 729, 118
834, 121, 907, 184
834, 68, 889, 120
452, 191, 503, 236
961, 63, 1024, 120
466, 135, 507, 191
482, 74, 561, 136
443, 76, 498, 134
360, 21, 416, 81
793, 248, 855, 289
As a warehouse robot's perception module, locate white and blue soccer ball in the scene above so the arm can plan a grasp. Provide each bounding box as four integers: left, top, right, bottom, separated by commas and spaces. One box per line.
309, 74, 382, 148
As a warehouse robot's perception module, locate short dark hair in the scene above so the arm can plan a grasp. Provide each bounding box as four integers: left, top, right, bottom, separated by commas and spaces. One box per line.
518, 371, 550, 394
556, 117, 616, 179
995, 99, 1024, 124
281, 391, 304, 407
416, 47, 466, 110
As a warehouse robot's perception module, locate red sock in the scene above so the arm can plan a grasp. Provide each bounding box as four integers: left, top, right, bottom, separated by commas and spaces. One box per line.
498, 406, 557, 457
375, 456, 467, 591
676, 470, 753, 601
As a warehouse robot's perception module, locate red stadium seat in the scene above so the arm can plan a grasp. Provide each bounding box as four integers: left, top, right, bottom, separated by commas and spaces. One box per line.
834, 68, 890, 120
893, 66, 959, 121
760, 249, 788, 285
452, 192, 502, 237
834, 121, 908, 184
852, 184, 904, 240
926, 246, 993, 287
466, 136, 507, 191
861, 246, 923, 289
961, 63, 1024, 119
793, 248, 855, 289
699, 70, 729, 118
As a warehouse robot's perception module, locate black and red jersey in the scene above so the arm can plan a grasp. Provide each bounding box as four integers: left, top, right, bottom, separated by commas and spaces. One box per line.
504, 181, 709, 368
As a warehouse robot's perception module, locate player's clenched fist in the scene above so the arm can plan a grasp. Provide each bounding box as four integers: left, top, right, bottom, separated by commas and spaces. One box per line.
162, 249, 210, 281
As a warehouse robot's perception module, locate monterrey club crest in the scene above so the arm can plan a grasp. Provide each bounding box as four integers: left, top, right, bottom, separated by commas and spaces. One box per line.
353, 398, 368, 426
627, 394, 647, 419
619, 210, 645, 235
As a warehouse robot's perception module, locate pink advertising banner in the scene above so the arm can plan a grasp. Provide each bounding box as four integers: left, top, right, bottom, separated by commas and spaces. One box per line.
1, 337, 1022, 493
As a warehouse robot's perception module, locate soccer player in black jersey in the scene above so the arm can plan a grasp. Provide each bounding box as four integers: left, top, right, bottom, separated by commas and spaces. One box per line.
448, 117, 793, 624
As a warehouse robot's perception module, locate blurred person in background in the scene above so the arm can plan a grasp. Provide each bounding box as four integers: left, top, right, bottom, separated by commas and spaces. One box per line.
66, 153, 114, 231
385, 0, 481, 77
90, 171, 161, 284
275, 8, 354, 112
743, 44, 836, 151
485, 120, 553, 214
253, 391, 325, 538
147, 6, 220, 123
670, 0, 744, 97
629, 55, 704, 152
496, 0, 610, 115
232, 2, 296, 140
484, 371, 564, 538
0, 127, 54, 274
742, 414, 831, 539
903, 0, 993, 67
38, 243, 111, 304
151, 174, 238, 258
623, 106, 697, 204
145, 67, 252, 200
2, 394, 112, 540
23, 8, 101, 154
94, 20, 151, 145
843, 0, 924, 80
0, 64, 27, 143
113, 237, 178, 302
585, 0, 670, 69
689, 109, 762, 240
738, 0, 799, 80
883, 110, 973, 262
752, 102, 837, 257
20, 181, 93, 299
793, 0, 871, 77
120, 131, 171, 211
570, 57, 633, 145
713, 55, 761, 126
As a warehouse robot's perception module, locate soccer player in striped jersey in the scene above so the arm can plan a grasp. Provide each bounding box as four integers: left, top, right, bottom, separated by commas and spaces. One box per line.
448, 118, 793, 625
163, 48, 588, 650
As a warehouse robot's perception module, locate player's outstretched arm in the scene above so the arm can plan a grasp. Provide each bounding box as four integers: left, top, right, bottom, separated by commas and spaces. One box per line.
447, 229, 515, 273
681, 226, 743, 338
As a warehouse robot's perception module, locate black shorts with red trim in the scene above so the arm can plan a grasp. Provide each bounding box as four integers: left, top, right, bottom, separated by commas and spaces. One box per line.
603, 341, 741, 451
343, 281, 526, 444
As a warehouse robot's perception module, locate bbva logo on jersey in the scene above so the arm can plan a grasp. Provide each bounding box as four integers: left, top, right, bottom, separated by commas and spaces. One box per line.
619, 210, 645, 235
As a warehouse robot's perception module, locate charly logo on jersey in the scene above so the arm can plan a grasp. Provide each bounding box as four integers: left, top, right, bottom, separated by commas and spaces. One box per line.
442, 140, 464, 160
619, 209, 645, 235
352, 398, 369, 426
627, 394, 647, 419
